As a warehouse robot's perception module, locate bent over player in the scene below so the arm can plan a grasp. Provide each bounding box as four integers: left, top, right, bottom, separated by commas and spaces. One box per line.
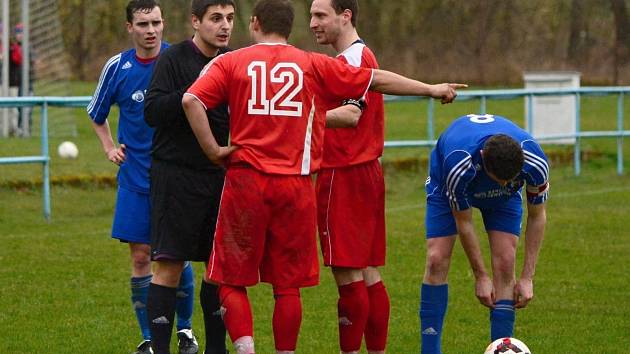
420, 114, 549, 354
309, 1, 389, 353
183, 1, 464, 353
87, 1, 198, 353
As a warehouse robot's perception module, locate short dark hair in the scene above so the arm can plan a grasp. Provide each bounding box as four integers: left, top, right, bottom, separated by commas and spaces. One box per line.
330, 0, 358, 27
126, 0, 161, 23
482, 134, 524, 181
252, 0, 294, 39
191, 0, 236, 20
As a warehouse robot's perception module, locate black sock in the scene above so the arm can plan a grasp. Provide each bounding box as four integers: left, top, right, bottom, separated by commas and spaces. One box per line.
148, 283, 177, 354
200, 281, 227, 354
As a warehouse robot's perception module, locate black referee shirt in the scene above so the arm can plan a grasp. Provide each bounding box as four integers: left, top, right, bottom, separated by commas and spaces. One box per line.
145, 40, 230, 171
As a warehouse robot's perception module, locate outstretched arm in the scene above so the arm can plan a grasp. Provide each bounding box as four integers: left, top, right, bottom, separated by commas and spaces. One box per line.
453, 208, 495, 308
515, 202, 546, 308
370, 69, 467, 104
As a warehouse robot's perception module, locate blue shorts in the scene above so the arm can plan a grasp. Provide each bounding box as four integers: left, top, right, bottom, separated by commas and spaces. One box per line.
425, 193, 523, 238
112, 186, 151, 244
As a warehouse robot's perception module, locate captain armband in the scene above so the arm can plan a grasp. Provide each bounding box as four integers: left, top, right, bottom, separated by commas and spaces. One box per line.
526, 182, 549, 199
341, 98, 365, 112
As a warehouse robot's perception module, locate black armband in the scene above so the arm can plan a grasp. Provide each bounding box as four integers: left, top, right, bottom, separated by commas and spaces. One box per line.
341, 98, 365, 112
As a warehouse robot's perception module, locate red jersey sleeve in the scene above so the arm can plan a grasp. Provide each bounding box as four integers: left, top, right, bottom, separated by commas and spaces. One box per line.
310, 52, 373, 104
186, 55, 230, 110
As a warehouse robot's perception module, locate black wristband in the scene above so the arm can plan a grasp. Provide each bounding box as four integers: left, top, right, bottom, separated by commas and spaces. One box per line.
341, 98, 364, 111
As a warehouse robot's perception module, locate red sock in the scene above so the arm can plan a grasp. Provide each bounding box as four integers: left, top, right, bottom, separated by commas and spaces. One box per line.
338, 280, 369, 352
218, 285, 253, 342
365, 281, 390, 351
272, 287, 302, 351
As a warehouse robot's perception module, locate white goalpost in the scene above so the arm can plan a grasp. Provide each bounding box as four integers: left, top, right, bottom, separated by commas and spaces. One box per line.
1, 0, 74, 138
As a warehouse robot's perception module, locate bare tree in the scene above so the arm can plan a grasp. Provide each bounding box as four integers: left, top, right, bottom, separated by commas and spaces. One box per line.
567, 0, 588, 67
53, 0, 630, 84
610, 0, 630, 84
58, 0, 89, 80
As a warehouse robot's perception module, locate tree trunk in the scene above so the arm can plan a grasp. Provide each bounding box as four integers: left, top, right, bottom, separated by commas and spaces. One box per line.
472, 0, 499, 84
610, 0, 630, 84
567, 0, 587, 66
77, 0, 87, 80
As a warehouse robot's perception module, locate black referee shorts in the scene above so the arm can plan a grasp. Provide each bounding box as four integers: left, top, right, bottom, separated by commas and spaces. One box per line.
150, 160, 225, 262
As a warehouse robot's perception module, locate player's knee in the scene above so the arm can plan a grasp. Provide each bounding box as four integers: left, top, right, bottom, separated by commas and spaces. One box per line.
130, 252, 151, 272
152, 260, 185, 286
363, 267, 382, 286
332, 267, 364, 285
492, 253, 516, 276
425, 248, 451, 275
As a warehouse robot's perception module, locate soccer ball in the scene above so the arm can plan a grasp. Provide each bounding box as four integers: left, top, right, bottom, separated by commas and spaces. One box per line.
484, 337, 531, 354
57, 141, 79, 159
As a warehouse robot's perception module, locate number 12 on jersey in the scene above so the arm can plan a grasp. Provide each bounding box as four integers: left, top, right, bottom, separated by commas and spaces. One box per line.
247, 61, 304, 117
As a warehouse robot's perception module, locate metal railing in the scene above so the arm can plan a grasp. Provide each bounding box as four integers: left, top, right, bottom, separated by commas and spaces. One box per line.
384, 87, 630, 176
1, 87, 629, 220
0, 96, 90, 221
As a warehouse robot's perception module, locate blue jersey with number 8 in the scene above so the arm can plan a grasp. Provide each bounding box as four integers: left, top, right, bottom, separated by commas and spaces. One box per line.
426, 114, 549, 211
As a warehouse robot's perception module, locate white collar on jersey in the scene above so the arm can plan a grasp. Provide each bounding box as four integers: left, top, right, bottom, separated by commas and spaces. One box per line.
255, 42, 290, 46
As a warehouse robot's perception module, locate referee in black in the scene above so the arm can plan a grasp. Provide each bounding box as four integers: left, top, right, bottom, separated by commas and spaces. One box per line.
144, 1, 236, 353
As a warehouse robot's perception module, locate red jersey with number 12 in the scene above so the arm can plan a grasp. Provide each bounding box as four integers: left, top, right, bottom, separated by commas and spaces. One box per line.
186, 43, 374, 175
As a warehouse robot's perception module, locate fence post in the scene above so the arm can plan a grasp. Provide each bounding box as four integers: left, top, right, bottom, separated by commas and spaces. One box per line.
480, 96, 487, 115
526, 94, 534, 134
427, 98, 435, 169
427, 98, 435, 142
574, 93, 581, 176
618, 92, 625, 176
42, 101, 51, 221
1, 0, 9, 137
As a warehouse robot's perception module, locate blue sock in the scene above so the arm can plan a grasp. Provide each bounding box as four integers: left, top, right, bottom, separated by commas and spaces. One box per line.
175, 261, 195, 331
131, 274, 152, 341
420, 283, 448, 354
490, 299, 515, 340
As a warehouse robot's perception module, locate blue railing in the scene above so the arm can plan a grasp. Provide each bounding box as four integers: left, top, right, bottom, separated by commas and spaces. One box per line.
384, 87, 630, 176
0, 96, 91, 221
1, 87, 629, 220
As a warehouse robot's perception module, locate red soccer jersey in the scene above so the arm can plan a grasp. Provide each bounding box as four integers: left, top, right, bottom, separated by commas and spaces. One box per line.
321, 41, 385, 168
186, 43, 374, 175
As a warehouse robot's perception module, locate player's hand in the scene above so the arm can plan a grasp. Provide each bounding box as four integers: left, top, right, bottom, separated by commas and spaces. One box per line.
208, 145, 239, 166
475, 275, 495, 308
431, 83, 468, 104
514, 277, 534, 308
106, 144, 126, 166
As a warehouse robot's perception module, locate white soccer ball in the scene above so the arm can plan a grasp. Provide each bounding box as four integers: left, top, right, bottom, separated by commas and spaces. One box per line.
57, 141, 79, 159
484, 337, 531, 354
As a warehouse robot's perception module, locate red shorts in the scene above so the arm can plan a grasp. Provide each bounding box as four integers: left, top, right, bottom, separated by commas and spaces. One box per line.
316, 159, 386, 268
207, 166, 319, 288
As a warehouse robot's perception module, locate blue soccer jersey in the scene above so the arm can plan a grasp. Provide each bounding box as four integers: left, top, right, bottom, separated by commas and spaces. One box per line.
87, 43, 168, 193
426, 114, 549, 211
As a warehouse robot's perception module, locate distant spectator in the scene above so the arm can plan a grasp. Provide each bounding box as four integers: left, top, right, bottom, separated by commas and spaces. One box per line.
11, 23, 35, 136
9, 23, 23, 89
0, 23, 22, 135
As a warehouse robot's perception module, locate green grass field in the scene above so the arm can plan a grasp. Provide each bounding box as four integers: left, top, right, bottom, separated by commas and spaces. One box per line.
1, 88, 630, 353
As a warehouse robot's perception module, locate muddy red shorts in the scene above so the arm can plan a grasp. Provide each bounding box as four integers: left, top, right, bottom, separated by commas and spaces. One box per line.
207, 166, 319, 288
